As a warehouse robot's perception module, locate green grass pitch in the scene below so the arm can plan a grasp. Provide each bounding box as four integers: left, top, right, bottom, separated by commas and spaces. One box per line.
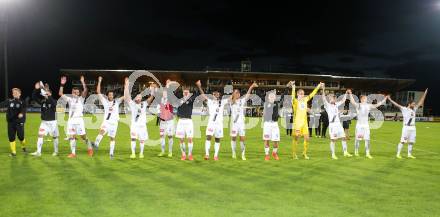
0, 113, 439, 217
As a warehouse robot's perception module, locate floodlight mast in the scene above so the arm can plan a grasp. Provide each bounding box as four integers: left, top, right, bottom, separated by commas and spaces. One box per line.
1, 0, 9, 100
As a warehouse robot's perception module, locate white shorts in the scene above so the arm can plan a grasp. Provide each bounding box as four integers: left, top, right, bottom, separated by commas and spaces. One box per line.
100, 120, 119, 138
67, 118, 86, 136
263, 121, 280, 141
38, 120, 59, 137
230, 122, 245, 137
355, 124, 370, 141
160, 119, 175, 136
400, 126, 416, 143
329, 123, 346, 140
175, 119, 194, 139
130, 125, 149, 141
206, 121, 224, 138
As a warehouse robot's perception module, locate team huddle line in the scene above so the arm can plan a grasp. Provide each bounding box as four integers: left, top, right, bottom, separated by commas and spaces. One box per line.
1, 73, 428, 161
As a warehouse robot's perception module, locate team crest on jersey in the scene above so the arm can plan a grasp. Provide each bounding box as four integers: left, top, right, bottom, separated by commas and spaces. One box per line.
10, 103, 14, 107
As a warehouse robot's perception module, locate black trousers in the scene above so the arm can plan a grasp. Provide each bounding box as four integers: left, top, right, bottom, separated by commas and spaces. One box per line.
316, 123, 321, 136
321, 123, 329, 137
8, 122, 25, 142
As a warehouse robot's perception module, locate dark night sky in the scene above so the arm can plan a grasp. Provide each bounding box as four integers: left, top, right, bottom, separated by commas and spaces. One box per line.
1, 0, 440, 113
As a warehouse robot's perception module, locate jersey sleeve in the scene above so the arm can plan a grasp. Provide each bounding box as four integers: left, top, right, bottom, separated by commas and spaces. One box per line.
0, 99, 9, 108
291, 86, 297, 105
306, 85, 320, 102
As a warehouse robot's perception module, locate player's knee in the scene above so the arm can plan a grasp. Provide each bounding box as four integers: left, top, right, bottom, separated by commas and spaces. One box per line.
131, 138, 136, 142
206, 135, 211, 141
231, 137, 236, 141
188, 138, 193, 143
110, 137, 115, 141
240, 136, 245, 142
215, 138, 220, 143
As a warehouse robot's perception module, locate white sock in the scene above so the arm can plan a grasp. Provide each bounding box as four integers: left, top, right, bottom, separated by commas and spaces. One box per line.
205, 140, 211, 156
365, 140, 370, 154
188, 142, 193, 155
168, 138, 173, 153
231, 140, 236, 155
273, 147, 278, 154
264, 146, 270, 155
140, 141, 145, 154
109, 141, 115, 155
397, 143, 403, 155
330, 141, 335, 155
180, 143, 186, 155
160, 137, 166, 152
342, 140, 348, 152
131, 141, 136, 155
355, 140, 360, 152
408, 143, 413, 155
240, 141, 245, 156
95, 134, 103, 148
37, 137, 43, 153
53, 138, 59, 153
214, 142, 220, 157
85, 138, 92, 149
70, 139, 76, 154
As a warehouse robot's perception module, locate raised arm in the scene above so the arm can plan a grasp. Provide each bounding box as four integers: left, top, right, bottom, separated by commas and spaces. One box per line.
32, 82, 43, 104
288, 81, 296, 104
371, 95, 389, 109
416, 88, 428, 108
96, 76, 105, 101
336, 90, 348, 106
59, 76, 67, 98
306, 82, 323, 101
321, 83, 329, 105
347, 89, 358, 107
80, 75, 88, 98
244, 81, 258, 100
388, 96, 403, 110
123, 77, 132, 103
195, 80, 208, 101
146, 83, 157, 105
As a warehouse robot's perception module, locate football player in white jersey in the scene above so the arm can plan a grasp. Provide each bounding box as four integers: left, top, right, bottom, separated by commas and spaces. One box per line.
389, 89, 428, 159
59, 75, 95, 158
348, 89, 388, 159
93, 76, 124, 159
157, 80, 175, 158
229, 82, 258, 160
196, 80, 229, 161
322, 84, 352, 159
124, 78, 156, 159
